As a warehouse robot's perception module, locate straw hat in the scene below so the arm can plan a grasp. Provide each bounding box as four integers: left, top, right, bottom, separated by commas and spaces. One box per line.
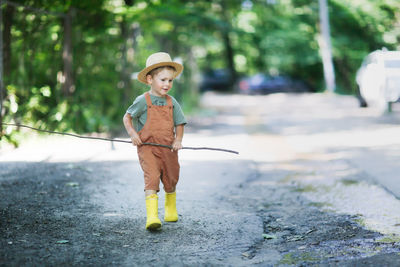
137, 52, 183, 84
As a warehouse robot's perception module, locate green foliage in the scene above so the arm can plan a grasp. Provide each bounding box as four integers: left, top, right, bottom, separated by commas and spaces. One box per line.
1, 0, 400, 145
330, 0, 400, 93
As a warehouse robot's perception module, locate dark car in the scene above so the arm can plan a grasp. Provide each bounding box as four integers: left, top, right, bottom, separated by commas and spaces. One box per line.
200, 69, 233, 92
239, 73, 311, 95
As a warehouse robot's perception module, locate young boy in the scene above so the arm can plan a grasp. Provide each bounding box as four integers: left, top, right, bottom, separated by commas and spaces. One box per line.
123, 52, 186, 230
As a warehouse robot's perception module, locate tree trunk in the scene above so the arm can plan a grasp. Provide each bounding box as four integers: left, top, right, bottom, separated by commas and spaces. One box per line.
3, 3, 13, 80
1, 2, 15, 136
185, 46, 199, 104
62, 8, 74, 96
318, 0, 335, 92
253, 35, 267, 72
119, 18, 139, 107
0, 1, 3, 137
220, 0, 237, 90
222, 30, 236, 89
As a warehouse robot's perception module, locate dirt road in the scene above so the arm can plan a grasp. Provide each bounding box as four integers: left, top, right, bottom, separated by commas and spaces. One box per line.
1, 92, 400, 266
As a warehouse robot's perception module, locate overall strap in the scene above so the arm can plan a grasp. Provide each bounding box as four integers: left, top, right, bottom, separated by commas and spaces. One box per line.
144, 92, 152, 107
165, 95, 173, 107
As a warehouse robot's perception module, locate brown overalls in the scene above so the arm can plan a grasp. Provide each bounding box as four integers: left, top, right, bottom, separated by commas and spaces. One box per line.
137, 92, 180, 192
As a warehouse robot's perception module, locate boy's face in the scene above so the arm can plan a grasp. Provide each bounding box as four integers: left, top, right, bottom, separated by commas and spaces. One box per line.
147, 69, 175, 97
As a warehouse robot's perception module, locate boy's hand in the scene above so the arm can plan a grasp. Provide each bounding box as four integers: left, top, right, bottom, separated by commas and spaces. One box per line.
123, 113, 142, 147
171, 139, 182, 151
130, 132, 143, 146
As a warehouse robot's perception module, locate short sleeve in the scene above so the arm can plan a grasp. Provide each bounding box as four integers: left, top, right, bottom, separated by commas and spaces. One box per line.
126, 94, 146, 118
171, 97, 187, 126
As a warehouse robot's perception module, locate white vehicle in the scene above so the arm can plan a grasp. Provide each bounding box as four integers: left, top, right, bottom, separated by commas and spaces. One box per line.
356, 49, 400, 110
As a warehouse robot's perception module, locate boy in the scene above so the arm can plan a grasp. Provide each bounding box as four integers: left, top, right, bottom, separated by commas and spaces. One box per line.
123, 52, 186, 230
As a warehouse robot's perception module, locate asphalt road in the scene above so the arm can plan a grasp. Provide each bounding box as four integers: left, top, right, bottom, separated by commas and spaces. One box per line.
1, 92, 400, 266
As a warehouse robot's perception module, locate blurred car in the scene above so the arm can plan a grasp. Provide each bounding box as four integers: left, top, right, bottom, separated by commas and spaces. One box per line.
356, 49, 400, 109
199, 69, 233, 92
238, 73, 311, 94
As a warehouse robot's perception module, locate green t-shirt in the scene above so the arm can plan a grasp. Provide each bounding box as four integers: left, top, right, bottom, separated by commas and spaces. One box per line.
126, 93, 187, 132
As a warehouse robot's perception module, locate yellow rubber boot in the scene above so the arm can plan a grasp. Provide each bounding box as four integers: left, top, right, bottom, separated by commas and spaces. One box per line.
164, 192, 178, 222
145, 194, 162, 230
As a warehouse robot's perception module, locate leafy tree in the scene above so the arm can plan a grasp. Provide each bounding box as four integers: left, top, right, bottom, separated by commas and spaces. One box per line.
1, 0, 400, 146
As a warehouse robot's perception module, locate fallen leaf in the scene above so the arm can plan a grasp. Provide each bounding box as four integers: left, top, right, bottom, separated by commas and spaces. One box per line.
306, 229, 316, 234
262, 234, 277, 239
288, 235, 303, 241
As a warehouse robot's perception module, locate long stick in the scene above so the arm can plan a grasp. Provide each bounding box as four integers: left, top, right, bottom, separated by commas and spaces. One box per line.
1, 123, 239, 154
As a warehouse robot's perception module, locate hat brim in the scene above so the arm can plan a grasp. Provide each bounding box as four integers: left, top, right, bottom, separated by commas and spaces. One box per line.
137, 62, 183, 84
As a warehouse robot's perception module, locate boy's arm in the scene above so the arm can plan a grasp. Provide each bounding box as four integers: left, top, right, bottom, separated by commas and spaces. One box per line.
172, 124, 184, 151
123, 113, 142, 146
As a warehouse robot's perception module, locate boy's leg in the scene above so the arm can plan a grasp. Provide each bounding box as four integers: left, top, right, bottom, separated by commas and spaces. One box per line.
138, 147, 162, 230
160, 150, 179, 193
145, 190, 157, 196
160, 150, 180, 222
145, 193, 162, 230
164, 191, 178, 222
138, 147, 162, 192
